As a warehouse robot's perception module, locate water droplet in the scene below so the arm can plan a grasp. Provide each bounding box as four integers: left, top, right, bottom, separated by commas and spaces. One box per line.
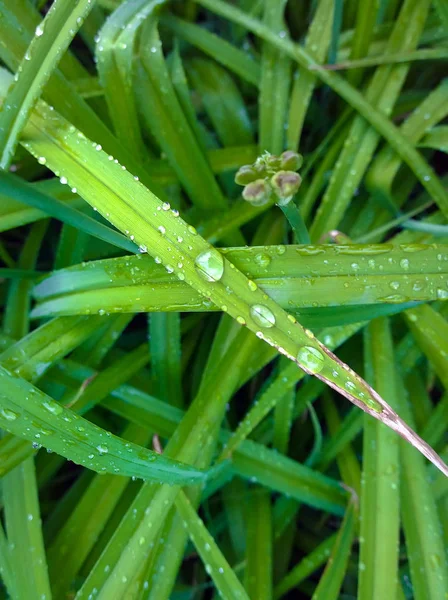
250, 304, 276, 328
97, 444, 109, 455
254, 253, 271, 268
42, 401, 63, 415
296, 346, 325, 374
247, 280, 257, 291
1, 407, 19, 421
236, 316, 246, 325
399, 258, 409, 270
194, 249, 224, 282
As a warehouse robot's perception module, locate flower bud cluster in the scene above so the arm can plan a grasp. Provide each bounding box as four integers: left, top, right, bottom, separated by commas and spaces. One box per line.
235, 151, 303, 207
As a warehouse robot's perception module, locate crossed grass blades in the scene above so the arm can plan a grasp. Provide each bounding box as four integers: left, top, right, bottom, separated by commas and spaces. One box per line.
0, 0, 447, 599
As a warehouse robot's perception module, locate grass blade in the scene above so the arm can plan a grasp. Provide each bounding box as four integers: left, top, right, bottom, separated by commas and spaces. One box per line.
0, 0, 95, 168
359, 317, 400, 598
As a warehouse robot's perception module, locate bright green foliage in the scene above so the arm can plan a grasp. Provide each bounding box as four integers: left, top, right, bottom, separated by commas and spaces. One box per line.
0, 1, 447, 599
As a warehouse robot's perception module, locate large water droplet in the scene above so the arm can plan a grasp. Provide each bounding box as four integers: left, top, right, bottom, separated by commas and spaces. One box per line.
1, 407, 19, 421
97, 444, 109, 455
43, 401, 63, 415
194, 249, 224, 282
254, 253, 271, 268
250, 304, 276, 328
296, 346, 325, 374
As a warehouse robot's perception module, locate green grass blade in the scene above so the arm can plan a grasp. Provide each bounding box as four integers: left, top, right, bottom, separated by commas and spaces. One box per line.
286, 0, 334, 149
359, 317, 400, 599
259, 0, 290, 154
396, 372, 448, 600
162, 14, 260, 86
150, 313, 183, 407
175, 490, 250, 600
0, 0, 95, 168
2, 220, 52, 600
0, 363, 206, 483
274, 533, 337, 599
47, 423, 150, 598
244, 488, 273, 599
2, 459, 52, 600
31, 243, 448, 317
404, 304, 448, 390
0, 521, 15, 598
95, 0, 164, 156
0, 316, 104, 382
136, 15, 227, 210
0, 433, 35, 479
0, 171, 138, 253
311, 499, 357, 600
187, 58, 254, 146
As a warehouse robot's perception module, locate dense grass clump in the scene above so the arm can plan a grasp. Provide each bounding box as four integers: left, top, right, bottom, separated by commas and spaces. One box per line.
0, 0, 447, 598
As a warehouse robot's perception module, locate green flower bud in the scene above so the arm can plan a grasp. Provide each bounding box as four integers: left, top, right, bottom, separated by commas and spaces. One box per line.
270, 170, 302, 205
280, 151, 303, 172
253, 156, 268, 177
265, 154, 281, 171
242, 179, 271, 206
235, 164, 258, 185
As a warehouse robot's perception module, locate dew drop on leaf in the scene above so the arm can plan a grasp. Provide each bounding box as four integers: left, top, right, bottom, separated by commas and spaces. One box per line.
1, 407, 19, 421
296, 346, 325, 374
42, 401, 63, 415
194, 249, 224, 282
254, 253, 271, 268
250, 304, 276, 328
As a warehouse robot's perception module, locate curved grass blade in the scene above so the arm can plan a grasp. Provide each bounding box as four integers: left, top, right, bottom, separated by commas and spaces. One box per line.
0, 178, 84, 233
41, 351, 349, 515
0, 364, 206, 484
0, 315, 104, 383
419, 125, 448, 153
0, 171, 138, 253
0, 0, 95, 168
31, 243, 448, 317
5, 71, 447, 476
48, 423, 151, 599
161, 14, 260, 86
